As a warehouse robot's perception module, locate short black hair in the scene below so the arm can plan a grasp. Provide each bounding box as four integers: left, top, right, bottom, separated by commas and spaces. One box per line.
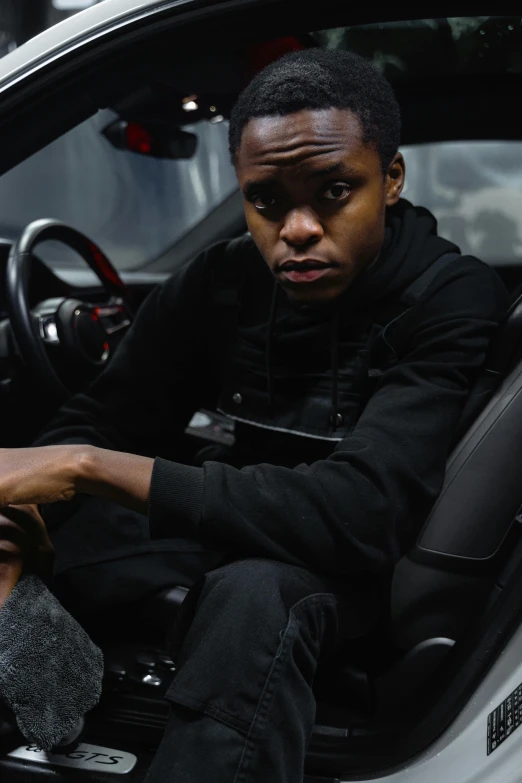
229, 48, 401, 172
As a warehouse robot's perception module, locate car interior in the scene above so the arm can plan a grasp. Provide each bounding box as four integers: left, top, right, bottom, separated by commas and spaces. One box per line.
1, 6, 522, 781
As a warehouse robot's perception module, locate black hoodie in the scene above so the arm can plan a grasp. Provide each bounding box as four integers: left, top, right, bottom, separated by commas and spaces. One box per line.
36, 201, 507, 579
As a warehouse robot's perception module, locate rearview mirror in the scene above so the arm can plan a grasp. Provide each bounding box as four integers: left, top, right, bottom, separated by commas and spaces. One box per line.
102, 120, 198, 160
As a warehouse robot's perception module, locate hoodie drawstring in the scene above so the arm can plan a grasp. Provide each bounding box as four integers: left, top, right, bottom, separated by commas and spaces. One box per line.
330, 307, 341, 430
266, 281, 280, 412
265, 282, 342, 432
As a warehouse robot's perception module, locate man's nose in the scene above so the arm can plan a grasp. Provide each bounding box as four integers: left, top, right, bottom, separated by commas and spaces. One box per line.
280, 207, 323, 249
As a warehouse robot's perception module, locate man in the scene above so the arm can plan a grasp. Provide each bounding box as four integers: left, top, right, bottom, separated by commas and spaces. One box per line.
0, 49, 507, 780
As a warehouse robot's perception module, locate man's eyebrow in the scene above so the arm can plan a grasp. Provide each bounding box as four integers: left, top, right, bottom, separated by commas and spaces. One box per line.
243, 179, 274, 195
243, 162, 358, 194
306, 162, 357, 179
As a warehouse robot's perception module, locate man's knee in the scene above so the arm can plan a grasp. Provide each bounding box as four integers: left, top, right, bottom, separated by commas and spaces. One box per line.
201, 558, 331, 611
170, 558, 340, 697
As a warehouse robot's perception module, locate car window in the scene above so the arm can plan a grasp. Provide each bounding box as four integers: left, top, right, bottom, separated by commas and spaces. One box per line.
401, 142, 522, 266
313, 17, 522, 81
0, 110, 238, 270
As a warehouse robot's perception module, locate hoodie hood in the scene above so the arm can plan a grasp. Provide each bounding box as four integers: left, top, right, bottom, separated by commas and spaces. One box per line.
342, 198, 460, 312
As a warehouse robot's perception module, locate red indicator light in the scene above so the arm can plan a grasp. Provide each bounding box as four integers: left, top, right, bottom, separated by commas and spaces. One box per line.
125, 122, 152, 155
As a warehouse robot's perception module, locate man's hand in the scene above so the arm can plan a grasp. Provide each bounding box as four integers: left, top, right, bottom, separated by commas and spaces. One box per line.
0, 442, 155, 606
0, 444, 154, 516
0, 504, 55, 607
0, 445, 91, 506
0, 504, 54, 579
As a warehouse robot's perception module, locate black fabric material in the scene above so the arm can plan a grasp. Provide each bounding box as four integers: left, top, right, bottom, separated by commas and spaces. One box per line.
35, 199, 507, 586
145, 558, 374, 783
48, 497, 223, 614
148, 233, 506, 578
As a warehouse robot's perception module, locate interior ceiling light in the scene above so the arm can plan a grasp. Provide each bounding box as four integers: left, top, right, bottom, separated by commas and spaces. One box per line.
210, 115, 225, 124
182, 95, 199, 112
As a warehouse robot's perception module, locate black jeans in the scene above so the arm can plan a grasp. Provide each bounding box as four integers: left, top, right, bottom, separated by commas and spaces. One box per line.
144, 558, 377, 783
50, 504, 378, 781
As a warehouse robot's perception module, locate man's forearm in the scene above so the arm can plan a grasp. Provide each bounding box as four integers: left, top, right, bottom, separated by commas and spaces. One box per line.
75, 446, 155, 516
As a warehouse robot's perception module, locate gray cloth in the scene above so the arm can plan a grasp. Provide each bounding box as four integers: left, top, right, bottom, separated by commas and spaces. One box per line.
0, 572, 104, 750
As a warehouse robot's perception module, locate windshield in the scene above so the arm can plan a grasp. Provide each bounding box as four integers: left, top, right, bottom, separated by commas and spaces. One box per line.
0, 111, 238, 270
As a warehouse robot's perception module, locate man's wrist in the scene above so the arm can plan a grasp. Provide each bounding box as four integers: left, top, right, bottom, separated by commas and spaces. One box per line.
71, 445, 153, 515
71, 444, 102, 494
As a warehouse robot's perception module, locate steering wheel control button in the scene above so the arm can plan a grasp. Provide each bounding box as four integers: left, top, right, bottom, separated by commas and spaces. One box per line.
54, 299, 111, 376
39, 317, 60, 344
232, 392, 243, 405
74, 309, 109, 363
96, 304, 131, 335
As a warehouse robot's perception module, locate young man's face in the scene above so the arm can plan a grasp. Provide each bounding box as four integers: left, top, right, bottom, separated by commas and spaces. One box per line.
235, 107, 405, 305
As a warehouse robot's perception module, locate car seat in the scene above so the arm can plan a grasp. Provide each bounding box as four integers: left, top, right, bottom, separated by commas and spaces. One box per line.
304, 289, 522, 774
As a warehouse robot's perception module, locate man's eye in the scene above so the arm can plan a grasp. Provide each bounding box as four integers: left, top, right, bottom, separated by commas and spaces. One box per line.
252, 193, 277, 210
323, 183, 351, 201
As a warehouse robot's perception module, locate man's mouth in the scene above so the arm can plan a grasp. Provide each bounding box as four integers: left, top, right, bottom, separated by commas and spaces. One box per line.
277, 259, 336, 284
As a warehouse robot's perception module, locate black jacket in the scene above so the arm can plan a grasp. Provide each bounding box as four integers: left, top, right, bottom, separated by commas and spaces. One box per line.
36, 200, 508, 578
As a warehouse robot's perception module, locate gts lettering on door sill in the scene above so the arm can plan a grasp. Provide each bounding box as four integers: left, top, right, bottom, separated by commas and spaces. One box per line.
8, 742, 137, 774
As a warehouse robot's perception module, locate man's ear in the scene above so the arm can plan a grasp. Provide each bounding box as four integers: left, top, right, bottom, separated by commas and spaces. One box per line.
385, 152, 405, 207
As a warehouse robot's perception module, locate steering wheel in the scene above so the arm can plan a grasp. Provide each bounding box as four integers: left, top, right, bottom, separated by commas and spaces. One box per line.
6, 219, 133, 404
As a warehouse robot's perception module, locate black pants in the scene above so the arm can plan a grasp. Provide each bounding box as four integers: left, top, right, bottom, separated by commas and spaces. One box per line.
145, 558, 376, 783
50, 503, 377, 782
